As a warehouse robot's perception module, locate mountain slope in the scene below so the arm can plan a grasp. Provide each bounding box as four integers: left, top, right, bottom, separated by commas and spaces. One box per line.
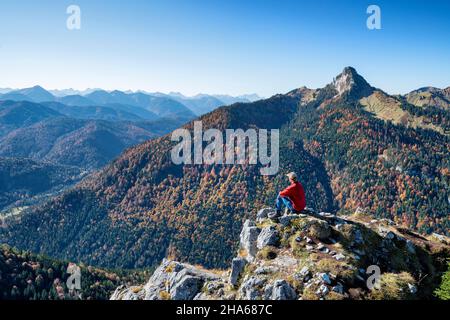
168, 94, 227, 116
56, 94, 97, 107
1, 94, 308, 269
404, 87, 450, 110
0, 157, 84, 210
1, 88, 196, 121
1, 67, 448, 272
157, 92, 260, 115
0, 117, 184, 170
42, 102, 146, 122
5, 86, 55, 103
0, 244, 146, 300
85, 90, 196, 120
0, 100, 62, 135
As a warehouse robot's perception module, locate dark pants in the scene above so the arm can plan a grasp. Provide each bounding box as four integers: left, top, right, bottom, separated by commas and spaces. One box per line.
276, 194, 294, 212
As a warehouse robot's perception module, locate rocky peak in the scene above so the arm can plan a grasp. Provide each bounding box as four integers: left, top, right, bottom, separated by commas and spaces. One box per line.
331, 67, 374, 99
111, 207, 449, 301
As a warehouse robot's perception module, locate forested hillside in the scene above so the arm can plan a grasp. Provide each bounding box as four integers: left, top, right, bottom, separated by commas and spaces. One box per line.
0, 245, 147, 300
0, 157, 84, 210
1, 68, 448, 271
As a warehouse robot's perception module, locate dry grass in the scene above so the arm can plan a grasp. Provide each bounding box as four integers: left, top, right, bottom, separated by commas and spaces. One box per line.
316, 258, 356, 282
368, 272, 416, 300
131, 286, 143, 294
325, 291, 346, 300
159, 290, 171, 300
257, 247, 278, 260
301, 286, 320, 300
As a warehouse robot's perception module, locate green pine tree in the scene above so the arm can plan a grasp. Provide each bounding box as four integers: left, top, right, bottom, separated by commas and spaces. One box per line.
435, 260, 450, 300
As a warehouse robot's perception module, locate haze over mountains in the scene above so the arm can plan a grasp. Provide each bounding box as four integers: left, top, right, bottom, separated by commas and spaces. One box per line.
1, 67, 448, 273
0, 87, 259, 210
0, 86, 262, 117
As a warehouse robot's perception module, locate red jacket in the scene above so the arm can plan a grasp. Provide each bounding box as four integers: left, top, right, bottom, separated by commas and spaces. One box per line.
280, 181, 306, 212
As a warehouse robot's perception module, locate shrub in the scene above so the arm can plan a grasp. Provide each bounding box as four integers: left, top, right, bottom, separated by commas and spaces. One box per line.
435, 260, 450, 300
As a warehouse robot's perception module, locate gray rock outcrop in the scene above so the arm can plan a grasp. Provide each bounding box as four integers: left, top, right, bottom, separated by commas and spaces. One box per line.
229, 257, 247, 286
239, 219, 261, 261
257, 226, 280, 249
264, 280, 297, 300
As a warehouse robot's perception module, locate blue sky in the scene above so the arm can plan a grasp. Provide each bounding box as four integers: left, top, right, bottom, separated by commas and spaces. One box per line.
0, 0, 449, 96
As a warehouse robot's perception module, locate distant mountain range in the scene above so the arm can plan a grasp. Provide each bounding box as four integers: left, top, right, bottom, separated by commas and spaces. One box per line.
0, 98, 190, 210
1, 67, 448, 272
0, 87, 261, 211
0, 86, 262, 117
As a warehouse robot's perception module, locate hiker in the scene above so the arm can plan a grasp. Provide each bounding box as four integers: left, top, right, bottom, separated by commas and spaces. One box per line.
275, 172, 306, 215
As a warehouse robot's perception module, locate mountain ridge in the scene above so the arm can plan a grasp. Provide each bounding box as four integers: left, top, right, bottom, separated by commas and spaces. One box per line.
0, 86, 261, 117
1, 67, 449, 272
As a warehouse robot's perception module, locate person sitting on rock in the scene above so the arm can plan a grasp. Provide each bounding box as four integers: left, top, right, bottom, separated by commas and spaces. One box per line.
275, 172, 306, 216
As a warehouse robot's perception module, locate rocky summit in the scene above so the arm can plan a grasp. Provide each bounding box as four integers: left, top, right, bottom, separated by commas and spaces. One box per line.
111, 208, 449, 300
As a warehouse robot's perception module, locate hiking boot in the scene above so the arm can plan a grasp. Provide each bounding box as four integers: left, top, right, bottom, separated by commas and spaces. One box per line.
284, 208, 299, 215
268, 210, 281, 221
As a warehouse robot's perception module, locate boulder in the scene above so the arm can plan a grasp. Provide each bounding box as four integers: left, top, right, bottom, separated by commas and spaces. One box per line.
229, 257, 247, 286
193, 292, 210, 300
239, 275, 266, 300
305, 237, 314, 244
255, 266, 278, 275
205, 281, 224, 294
332, 283, 344, 294
170, 275, 203, 300
319, 212, 334, 217
240, 220, 261, 260
110, 285, 144, 300
315, 284, 329, 296
318, 272, 332, 285
334, 253, 346, 261
407, 283, 417, 294
257, 208, 275, 221
279, 214, 300, 227
121, 288, 144, 300
138, 259, 220, 300
257, 226, 280, 249
264, 280, 297, 300
267, 210, 280, 221
299, 266, 310, 277
295, 266, 311, 282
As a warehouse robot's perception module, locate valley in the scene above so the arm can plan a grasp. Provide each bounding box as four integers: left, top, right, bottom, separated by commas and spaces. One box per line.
0, 88, 256, 211
0, 68, 448, 274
